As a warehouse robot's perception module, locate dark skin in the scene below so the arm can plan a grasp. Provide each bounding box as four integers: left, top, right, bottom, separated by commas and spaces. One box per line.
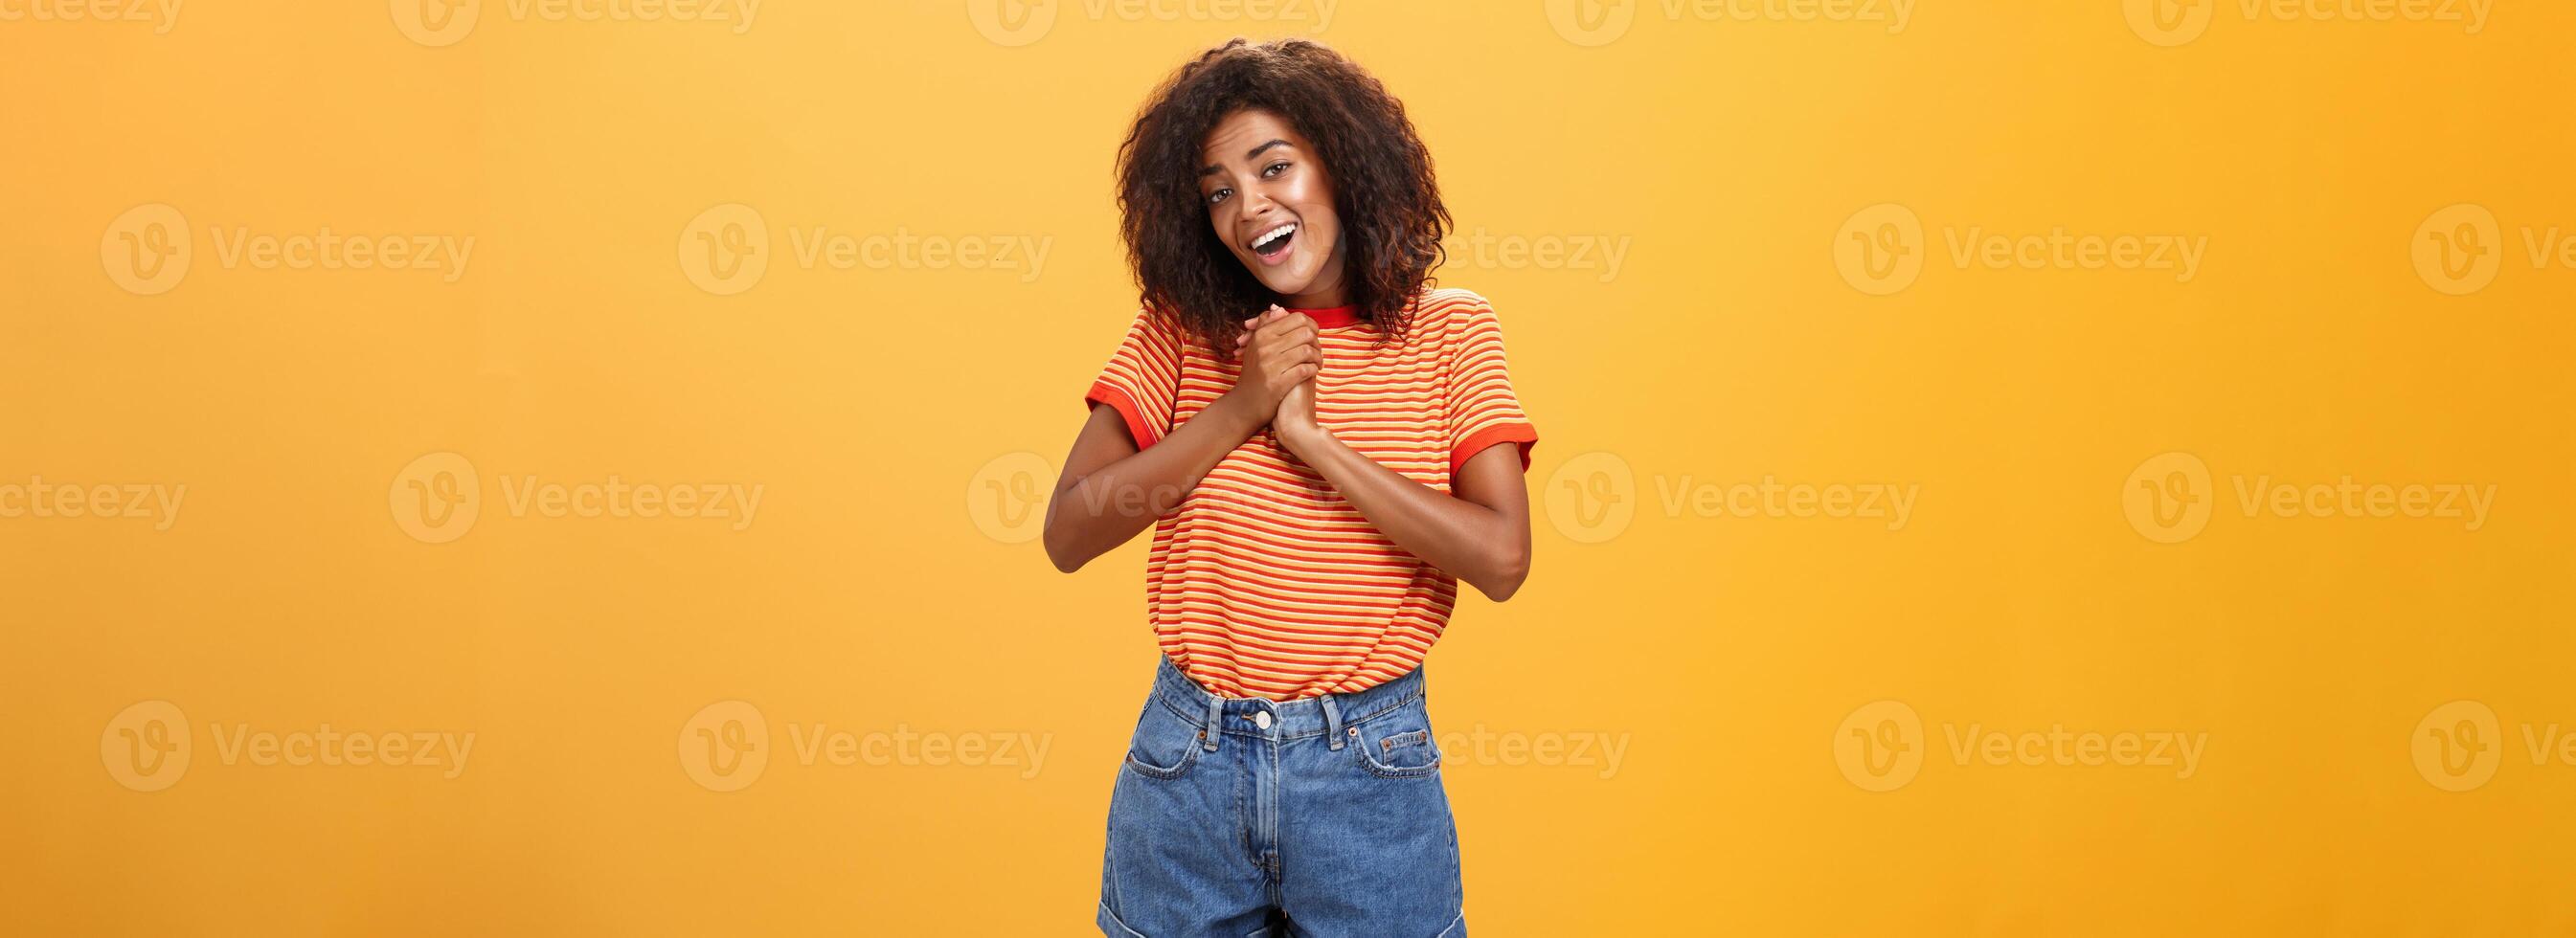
1044, 108, 1530, 601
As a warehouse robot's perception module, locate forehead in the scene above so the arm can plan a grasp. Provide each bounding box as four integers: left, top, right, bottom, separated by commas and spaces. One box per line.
1201, 108, 1303, 163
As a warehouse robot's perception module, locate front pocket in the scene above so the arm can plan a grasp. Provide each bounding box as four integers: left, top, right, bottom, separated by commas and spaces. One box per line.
1350, 722, 1443, 779
1123, 701, 1205, 780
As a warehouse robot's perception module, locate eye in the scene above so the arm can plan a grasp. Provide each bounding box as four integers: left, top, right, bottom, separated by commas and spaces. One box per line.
1261, 161, 1290, 178
1207, 187, 1232, 206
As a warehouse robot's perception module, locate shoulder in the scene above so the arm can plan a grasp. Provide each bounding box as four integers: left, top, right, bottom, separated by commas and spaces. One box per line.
1130, 305, 1181, 330
1415, 286, 1493, 319
1123, 305, 1202, 347
1407, 287, 1499, 337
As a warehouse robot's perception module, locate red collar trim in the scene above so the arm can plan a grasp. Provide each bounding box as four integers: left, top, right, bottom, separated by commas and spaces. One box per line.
1289, 304, 1361, 328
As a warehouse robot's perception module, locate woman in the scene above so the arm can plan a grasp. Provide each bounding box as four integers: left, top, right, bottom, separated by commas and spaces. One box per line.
1046, 37, 1536, 937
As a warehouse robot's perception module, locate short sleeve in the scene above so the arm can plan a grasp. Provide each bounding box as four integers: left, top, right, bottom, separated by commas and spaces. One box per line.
1084, 308, 1186, 449
1445, 298, 1539, 473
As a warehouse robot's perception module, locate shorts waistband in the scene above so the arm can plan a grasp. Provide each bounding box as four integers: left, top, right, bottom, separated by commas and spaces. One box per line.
1150, 656, 1427, 750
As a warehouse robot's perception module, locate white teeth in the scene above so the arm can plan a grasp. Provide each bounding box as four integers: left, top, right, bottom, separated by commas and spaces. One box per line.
1252, 223, 1298, 249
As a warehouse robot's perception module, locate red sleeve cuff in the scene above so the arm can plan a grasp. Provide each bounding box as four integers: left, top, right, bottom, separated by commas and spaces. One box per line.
1453, 423, 1538, 474
1085, 381, 1162, 450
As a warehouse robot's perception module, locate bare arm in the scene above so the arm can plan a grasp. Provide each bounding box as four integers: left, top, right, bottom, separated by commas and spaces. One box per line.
1042, 308, 1320, 572
1041, 393, 1260, 572
1274, 413, 1533, 601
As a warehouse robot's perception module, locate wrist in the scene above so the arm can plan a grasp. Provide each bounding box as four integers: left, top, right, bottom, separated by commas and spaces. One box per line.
1207, 390, 1266, 439
1276, 416, 1330, 458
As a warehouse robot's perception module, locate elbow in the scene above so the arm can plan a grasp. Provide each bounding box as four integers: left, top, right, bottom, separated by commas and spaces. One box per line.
1475, 546, 1530, 602
1041, 518, 1086, 574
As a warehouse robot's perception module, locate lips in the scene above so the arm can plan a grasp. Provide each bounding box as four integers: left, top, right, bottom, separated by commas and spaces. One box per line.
1248, 221, 1298, 265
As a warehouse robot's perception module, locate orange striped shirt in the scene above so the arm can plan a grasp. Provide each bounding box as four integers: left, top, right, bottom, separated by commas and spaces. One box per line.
1084, 287, 1537, 701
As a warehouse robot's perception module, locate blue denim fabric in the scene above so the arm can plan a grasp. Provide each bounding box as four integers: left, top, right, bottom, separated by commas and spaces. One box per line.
1098, 657, 1466, 937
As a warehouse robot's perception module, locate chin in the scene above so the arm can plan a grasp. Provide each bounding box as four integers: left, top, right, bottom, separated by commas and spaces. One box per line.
1255, 274, 1313, 296
1245, 257, 1317, 297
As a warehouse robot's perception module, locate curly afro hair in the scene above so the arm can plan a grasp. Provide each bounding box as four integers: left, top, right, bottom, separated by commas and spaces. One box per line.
1116, 38, 1450, 353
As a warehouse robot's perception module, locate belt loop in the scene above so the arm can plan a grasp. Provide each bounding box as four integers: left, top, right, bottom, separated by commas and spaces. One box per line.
1321, 692, 1345, 750
1202, 693, 1224, 752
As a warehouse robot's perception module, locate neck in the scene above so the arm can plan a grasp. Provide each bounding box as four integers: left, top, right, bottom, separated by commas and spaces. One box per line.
1287, 302, 1360, 328
1282, 253, 1349, 309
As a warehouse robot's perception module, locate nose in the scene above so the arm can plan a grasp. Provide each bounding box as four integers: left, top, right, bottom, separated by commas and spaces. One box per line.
1241, 188, 1277, 216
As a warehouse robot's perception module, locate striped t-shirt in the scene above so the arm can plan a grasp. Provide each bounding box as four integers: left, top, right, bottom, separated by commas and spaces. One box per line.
1084, 287, 1537, 701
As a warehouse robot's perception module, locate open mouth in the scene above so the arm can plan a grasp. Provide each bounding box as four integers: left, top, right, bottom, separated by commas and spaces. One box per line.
1249, 222, 1298, 262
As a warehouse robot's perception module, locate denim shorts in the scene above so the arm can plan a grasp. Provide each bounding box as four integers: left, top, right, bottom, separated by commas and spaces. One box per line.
1098, 656, 1466, 937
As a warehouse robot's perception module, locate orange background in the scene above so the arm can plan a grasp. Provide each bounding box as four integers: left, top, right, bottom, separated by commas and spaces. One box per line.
5, 1, 2573, 934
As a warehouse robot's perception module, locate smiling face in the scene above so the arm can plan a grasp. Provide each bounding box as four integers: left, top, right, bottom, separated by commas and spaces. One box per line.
1199, 107, 1348, 309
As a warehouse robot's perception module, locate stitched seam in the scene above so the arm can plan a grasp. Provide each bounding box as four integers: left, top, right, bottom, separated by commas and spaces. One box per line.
1160, 687, 1426, 740
1096, 900, 1149, 938
1433, 909, 1465, 937
1124, 739, 1198, 780
1353, 737, 1442, 778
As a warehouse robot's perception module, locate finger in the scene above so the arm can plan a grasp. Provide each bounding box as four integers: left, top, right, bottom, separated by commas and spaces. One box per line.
1262, 326, 1318, 359
1246, 305, 1294, 338
1239, 309, 1282, 347
1254, 328, 1314, 363
1254, 335, 1304, 367
1254, 311, 1315, 343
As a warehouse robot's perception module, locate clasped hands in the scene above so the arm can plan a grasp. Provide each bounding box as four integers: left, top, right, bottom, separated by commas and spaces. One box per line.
1226, 305, 1325, 449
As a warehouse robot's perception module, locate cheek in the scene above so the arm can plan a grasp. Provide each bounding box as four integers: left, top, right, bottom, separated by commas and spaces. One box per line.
1301, 208, 1339, 251
1296, 177, 1336, 225
1290, 191, 1337, 237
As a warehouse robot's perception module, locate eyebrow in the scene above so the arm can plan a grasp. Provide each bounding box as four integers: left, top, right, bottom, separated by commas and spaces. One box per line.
1199, 139, 1294, 176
